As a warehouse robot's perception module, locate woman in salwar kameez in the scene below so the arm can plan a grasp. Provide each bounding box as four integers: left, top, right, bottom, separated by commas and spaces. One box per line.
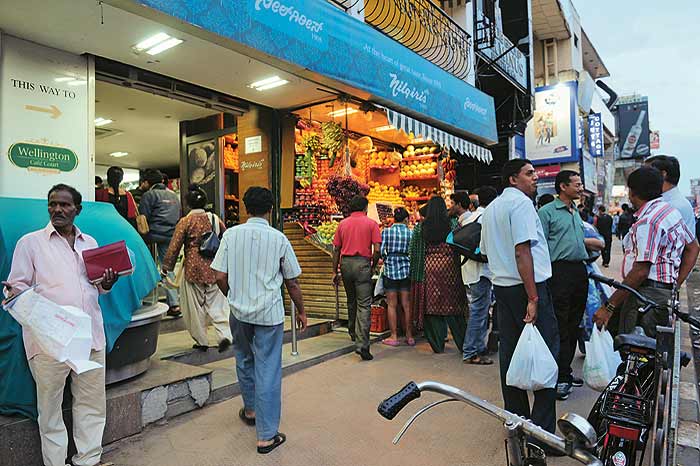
409, 197, 469, 353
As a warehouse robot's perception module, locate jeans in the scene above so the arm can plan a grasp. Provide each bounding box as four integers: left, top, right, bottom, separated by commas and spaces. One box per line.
230, 314, 284, 441
462, 276, 492, 359
341, 256, 373, 351
493, 281, 559, 434
155, 241, 179, 307
602, 235, 612, 266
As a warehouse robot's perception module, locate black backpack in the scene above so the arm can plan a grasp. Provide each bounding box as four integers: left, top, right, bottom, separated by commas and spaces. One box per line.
447, 215, 488, 264
199, 213, 222, 259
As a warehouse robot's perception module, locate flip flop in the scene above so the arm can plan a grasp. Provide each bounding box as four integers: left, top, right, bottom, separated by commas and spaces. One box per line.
406, 338, 416, 346
239, 407, 255, 426
382, 338, 401, 347
257, 432, 286, 454
464, 356, 494, 365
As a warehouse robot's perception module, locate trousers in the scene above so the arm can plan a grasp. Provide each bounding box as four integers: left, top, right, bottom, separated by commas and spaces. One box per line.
341, 256, 373, 351
493, 282, 559, 434
230, 314, 284, 441
180, 279, 232, 346
155, 241, 179, 307
28, 350, 106, 466
462, 276, 492, 359
549, 261, 588, 383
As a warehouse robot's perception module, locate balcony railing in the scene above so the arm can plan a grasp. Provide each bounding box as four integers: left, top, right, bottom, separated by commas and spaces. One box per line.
331, 0, 472, 80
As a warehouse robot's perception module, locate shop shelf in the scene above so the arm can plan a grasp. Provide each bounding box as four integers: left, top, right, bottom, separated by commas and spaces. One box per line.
369, 165, 399, 170
400, 175, 439, 181
402, 196, 431, 202
401, 154, 439, 162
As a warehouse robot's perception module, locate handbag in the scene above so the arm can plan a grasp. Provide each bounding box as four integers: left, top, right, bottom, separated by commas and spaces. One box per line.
199, 212, 222, 259
135, 204, 149, 235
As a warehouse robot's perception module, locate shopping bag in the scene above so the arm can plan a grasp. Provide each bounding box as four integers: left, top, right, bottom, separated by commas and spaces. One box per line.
506, 323, 558, 391
373, 269, 385, 297
583, 326, 622, 391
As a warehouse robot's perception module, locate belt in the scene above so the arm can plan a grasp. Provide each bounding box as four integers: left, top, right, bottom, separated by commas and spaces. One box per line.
642, 279, 674, 290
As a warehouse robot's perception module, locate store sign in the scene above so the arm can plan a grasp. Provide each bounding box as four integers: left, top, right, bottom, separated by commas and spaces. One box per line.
588, 113, 604, 157
524, 82, 579, 166
245, 136, 262, 154
581, 150, 597, 193
8, 143, 78, 172
616, 97, 650, 159
139, 0, 498, 144
650, 130, 660, 150
535, 165, 561, 179
0, 35, 90, 199
475, 4, 528, 90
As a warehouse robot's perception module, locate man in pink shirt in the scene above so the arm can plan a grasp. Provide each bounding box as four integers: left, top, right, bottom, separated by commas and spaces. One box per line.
332, 196, 381, 360
3, 184, 118, 466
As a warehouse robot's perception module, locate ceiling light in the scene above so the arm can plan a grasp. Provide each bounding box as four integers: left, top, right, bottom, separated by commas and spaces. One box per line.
373, 125, 396, 132
134, 32, 171, 52
95, 117, 113, 127
327, 108, 358, 118
110, 151, 129, 158
248, 76, 289, 91
146, 37, 184, 55
55, 77, 74, 82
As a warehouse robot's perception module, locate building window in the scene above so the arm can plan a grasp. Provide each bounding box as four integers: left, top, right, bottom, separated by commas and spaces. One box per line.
574, 34, 579, 48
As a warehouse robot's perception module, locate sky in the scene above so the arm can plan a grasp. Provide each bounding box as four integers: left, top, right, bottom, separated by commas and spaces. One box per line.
573, 0, 700, 197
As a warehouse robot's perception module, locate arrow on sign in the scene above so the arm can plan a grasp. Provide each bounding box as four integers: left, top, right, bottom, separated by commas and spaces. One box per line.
25, 104, 62, 119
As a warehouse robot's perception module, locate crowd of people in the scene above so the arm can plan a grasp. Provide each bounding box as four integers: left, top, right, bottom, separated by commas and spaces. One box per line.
4, 153, 699, 463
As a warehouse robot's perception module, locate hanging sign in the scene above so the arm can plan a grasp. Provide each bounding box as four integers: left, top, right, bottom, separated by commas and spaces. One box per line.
588, 113, 604, 157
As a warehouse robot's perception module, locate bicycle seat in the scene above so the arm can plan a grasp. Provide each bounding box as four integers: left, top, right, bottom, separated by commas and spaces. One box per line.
614, 333, 656, 354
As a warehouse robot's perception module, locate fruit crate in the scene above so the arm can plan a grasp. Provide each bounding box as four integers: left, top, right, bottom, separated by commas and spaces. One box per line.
370, 305, 388, 333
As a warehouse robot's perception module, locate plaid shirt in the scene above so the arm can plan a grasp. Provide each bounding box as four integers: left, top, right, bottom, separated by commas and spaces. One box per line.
622, 198, 693, 284
381, 223, 412, 280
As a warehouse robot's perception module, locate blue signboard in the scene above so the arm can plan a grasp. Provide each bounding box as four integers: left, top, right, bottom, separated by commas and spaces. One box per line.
588, 113, 604, 157
138, 0, 498, 144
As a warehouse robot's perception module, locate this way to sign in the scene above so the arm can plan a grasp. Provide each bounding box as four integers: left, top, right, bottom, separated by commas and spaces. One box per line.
25, 104, 62, 119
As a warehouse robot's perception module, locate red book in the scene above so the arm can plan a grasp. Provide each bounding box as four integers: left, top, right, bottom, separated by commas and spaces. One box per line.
82, 240, 134, 284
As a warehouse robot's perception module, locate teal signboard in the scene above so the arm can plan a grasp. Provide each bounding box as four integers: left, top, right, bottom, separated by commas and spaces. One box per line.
138, 0, 498, 144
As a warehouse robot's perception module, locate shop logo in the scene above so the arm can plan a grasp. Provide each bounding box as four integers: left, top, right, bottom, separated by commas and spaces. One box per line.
388, 73, 428, 105
254, 0, 324, 34
544, 92, 560, 106
8, 142, 78, 172
241, 159, 264, 171
611, 451, 626, 466
463, 97, 488, 116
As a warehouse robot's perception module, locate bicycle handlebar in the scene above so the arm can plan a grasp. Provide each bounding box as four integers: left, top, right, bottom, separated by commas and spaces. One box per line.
589, 273, 700, 328
378, 381, 602, 466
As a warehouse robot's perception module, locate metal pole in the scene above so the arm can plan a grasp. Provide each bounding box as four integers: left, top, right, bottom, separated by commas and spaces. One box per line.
290, 301, 299, 356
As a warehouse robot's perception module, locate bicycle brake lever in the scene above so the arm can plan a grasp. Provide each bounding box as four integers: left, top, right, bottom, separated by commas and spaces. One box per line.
392, 398, 459, 445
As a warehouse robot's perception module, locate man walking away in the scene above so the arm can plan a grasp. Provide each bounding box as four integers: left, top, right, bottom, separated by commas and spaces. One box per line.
617, 203, 634, 241
480, 159, 559, 439
458, 187, 498, 365
538, 170, 591, 400
593, 167, 697, 336
332, 196, 382, 361
596, 206, 613, 268
139, 168, 182, 317
4, 184, 118, 466
212, 187, 307, 454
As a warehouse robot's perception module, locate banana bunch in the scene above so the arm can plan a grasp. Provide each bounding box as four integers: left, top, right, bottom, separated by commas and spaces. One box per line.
322, 121, 344, 167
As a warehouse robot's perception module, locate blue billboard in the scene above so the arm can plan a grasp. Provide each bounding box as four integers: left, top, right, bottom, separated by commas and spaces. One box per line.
138, 0, 498, 144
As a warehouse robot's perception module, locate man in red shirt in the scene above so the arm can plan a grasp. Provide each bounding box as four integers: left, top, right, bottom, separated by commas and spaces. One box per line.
332, 196, 382, 360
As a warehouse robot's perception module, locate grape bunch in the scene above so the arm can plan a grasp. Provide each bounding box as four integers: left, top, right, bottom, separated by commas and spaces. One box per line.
327, 175, 370, 217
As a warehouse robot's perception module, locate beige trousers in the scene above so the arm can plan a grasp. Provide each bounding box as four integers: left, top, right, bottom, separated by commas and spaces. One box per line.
28, 350, 106, 466
180, 279, 232, 346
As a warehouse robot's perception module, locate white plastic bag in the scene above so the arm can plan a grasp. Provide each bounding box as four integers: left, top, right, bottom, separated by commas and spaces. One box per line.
506, 323, 558, 391
584, 326, 622, 391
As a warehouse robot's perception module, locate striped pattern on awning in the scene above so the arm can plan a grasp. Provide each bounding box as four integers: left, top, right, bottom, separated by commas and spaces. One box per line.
383, 107, 493, 164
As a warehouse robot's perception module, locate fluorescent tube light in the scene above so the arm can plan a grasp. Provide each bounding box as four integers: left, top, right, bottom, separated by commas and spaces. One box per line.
327, 108, 358, 118
110, 152, 129, 157
54, 77, 74, 82
255, 80, 289, 91
134, 32, 171, 51
373, 125, 396, 132
95, 117, 113, 127
146, 37, 184, 55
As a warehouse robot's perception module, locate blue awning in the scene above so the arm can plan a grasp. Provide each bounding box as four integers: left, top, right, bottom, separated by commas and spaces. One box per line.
137, 0, 498, 145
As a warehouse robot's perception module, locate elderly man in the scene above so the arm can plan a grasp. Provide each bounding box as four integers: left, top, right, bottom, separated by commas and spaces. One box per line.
3, 184, 117, 466
212, 186, 306, 454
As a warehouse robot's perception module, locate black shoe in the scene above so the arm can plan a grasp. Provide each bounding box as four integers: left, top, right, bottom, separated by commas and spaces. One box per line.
603, 264, 610, 268
192, 344, 209, 351
355, 349, 373, 361
556, 382, 572, 400
349, 334, 356, 342
571, 377, 584, 387
167, 306, 182, 318
218, 338, 232, 353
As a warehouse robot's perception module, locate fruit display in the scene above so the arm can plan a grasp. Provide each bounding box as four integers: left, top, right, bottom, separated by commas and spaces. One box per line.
313, 158, 334, 208
327, 175, 370, 217
223, 142, 239, 171
441, 157, 457, 182
400, 159, 439, 179
401, 185, 435, 200
292, 188, 329, 225
369, 150, 401, 168
322, 121, 344, 166
402, 145, 440, 158
315, 220, 339, 244
375, 203, 395, 224
367, 181, 402, 204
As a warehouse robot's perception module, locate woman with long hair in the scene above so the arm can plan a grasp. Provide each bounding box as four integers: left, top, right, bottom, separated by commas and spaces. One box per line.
162, 185, 232, 351
409, 196, 468, 353
95, 166, 138, 227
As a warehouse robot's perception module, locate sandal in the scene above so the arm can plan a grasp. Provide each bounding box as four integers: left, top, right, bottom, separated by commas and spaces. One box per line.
382, 338, 401, 347
239, 407, 255, 426
406, 338, 416, 346
463, 355, 494, 365
257, 432, 286, 454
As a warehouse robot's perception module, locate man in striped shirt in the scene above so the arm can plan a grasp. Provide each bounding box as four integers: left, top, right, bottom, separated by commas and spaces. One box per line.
212, 187, 306, 454
593, 167, 695, 336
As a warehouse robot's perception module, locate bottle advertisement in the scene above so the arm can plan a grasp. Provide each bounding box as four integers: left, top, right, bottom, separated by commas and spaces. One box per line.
616, 98, 650, 159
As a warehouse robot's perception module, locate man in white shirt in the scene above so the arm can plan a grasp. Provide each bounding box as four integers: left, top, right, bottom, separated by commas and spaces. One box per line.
480, 159, 559, 437
212, 187, 307, 454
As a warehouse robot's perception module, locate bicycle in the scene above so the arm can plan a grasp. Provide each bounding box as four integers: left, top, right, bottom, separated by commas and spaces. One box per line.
377, 380, 602, 466
586, 273, 698, 466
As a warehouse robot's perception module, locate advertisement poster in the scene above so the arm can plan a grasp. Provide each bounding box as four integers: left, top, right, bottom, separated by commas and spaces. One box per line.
617, 97, 650, 159
588, 113, 604, 157
581, 150, 597, 193
650, 130, 660, 150
525, 82, 579, 165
